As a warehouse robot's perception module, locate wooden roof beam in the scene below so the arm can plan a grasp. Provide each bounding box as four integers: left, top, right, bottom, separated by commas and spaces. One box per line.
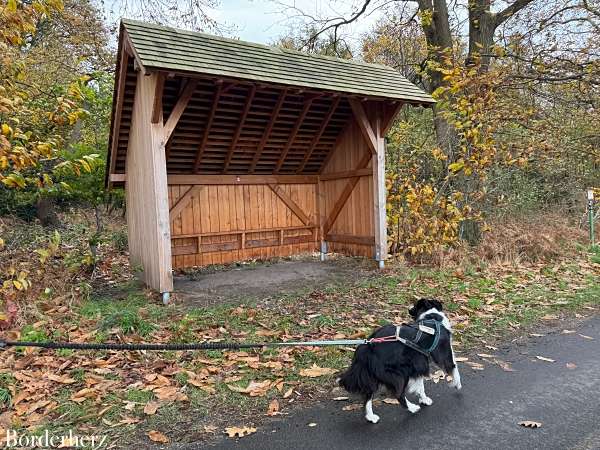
194, 80, 223, 173
297, 96, 340, 173
106, 40, 129, 187
349, 98, 378, 155
250, 88, 288, 173
151, 72, 166, 123
274, 97, 315, 173
381, 101, 404, 135
163, 78, 198, 142
223, 84, 256, 172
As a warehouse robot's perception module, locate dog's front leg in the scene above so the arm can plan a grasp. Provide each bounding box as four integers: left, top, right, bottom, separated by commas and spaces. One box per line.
407, 377, 433, 405
448, 344, 462, 390
364, 395, 380, 424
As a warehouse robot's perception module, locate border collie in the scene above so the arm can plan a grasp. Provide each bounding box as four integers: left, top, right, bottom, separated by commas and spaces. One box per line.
339, 298, 461, 423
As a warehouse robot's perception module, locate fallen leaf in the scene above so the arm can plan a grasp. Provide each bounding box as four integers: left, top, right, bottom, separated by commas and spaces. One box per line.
454, 357, 469, 362
147, 430, 169, 443
494, 359, 514, 372
333, 396, 349, 401
578, 334, 594, 340
561, 329, 575, 334
225, 426, 257, 438
382, 398, 400, 405
308, 423, 317, 427
477, 353, 495, 359
342, 404, 361, 411
228, 380, 272, 397
266, 399, 279, 416
541, 314, 558, 320
535, 356, 555, 362
299, 364, 337, 378
519, 420, 542, 428
283, 388, 294, 399
566, 363, 577, 369
143, 402, 160, 415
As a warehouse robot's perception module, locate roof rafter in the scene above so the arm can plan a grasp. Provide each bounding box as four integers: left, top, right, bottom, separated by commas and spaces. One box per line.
297, 96, 340, 173
194, 81, 223, 173
250, 88, 288, 173
163, 78, 198, 142
274, 96, 315, 174
223, 84, 256, 172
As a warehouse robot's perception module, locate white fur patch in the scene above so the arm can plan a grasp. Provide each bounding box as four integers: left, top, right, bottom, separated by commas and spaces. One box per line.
365, 399, 380, 423
406, 399, 421, 414
418, 308, 451, 331
449, 345, 462, 390
407, 377, 433, 405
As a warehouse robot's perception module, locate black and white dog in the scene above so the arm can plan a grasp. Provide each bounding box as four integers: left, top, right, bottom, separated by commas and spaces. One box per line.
339, 298, 461, 423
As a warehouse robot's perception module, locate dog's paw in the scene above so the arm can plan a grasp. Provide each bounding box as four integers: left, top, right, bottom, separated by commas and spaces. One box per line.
420, 396, 433, 406
450, 380, 462, 390
407, 403, 421, 414
365, 413, 380, 424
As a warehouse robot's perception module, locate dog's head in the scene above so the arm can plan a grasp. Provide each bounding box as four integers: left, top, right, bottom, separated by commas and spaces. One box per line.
408, 298, 444, 320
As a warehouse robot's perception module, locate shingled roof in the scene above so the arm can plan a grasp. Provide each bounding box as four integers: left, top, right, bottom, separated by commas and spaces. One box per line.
122, 19, 434, 104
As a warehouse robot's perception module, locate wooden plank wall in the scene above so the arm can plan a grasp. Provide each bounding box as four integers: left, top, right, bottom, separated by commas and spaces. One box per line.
320, 120, 375, 258
125, 72, 173, 292
169, 183, 318, 268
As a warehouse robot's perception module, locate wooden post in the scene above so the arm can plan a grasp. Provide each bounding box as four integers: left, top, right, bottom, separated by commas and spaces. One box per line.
373, 113, 387, 268
125, 71, 173, 293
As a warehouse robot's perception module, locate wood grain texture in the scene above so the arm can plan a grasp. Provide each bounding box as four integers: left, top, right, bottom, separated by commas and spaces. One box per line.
125, 72, 173, 292
169, 183, 318, 267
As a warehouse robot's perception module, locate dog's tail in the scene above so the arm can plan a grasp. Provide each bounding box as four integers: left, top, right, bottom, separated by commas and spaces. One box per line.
339, 344, 381, 395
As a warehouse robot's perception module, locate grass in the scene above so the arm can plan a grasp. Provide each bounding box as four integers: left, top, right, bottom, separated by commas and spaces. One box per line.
3, 248, 598, 448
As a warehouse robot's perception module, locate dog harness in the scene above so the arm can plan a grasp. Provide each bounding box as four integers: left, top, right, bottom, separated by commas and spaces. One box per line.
367, 319, 443, 356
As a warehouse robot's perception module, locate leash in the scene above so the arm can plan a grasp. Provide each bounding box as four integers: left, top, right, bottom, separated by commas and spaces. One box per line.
0, 321, 442, 353
0, 338, 369, 352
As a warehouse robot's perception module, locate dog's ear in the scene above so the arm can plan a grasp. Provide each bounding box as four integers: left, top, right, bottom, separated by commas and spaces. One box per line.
430, 299, 444, 311
408, 305, 418, 319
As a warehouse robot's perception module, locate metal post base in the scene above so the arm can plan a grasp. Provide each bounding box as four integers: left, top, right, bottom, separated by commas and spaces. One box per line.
377, 260, 385, 270
320, 241, 328, 261
162, 292, 171, 305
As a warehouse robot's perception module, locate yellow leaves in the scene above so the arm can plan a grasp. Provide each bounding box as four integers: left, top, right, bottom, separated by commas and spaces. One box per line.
7, 0, 18, 13
1, 124, 11, 136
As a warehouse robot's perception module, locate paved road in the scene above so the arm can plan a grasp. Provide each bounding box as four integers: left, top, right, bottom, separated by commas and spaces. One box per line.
182, 316, 600, 450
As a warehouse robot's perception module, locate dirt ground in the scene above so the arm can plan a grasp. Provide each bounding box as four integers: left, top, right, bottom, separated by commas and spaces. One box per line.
173, 255, 379, 307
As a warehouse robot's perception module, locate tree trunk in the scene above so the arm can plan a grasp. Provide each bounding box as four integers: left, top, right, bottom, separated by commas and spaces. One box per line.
36, 196, 59, 227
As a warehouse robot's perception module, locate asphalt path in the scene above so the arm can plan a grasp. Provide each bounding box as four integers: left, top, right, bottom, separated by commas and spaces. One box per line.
177, 316, 600, 450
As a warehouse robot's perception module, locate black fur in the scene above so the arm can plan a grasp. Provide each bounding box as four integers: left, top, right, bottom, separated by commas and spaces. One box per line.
339, 298, 455, 411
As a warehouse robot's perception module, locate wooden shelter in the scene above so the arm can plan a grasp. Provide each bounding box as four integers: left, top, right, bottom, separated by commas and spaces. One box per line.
106, 19, 434, 295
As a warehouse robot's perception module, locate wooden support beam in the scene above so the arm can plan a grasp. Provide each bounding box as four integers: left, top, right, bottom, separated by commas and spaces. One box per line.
381, 101, 404, 135
323, 150, 372, 235
194, 81, 223, 173
224, 85, 256, 172
275, 98, 314, 173
319, 118, 353, 174
169, 185, 203, 220
125, 72, 172, 293
325, 234, 375, 246
163, 79, 198, 142
250, 88, 287, 173
319, 167, 371, 181
151, 72, 166, 124
268, 184, 311, 225
348, 98, 378, 154
297, 96, 340, 173
372, 114, 387, 264
167, 174, 318, 185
